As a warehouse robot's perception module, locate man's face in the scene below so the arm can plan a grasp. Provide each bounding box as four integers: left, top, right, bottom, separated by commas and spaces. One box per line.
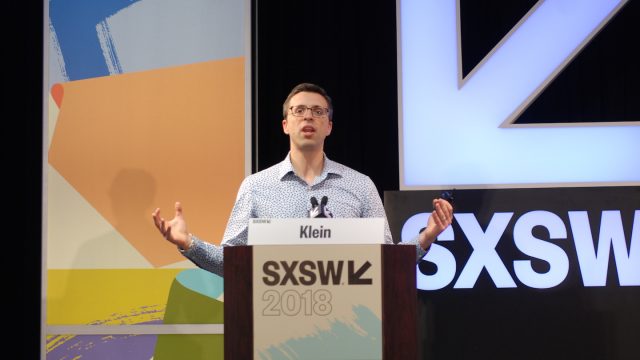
282, 91, 333, 152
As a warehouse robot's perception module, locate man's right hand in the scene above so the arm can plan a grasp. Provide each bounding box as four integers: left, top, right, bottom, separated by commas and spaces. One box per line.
152, 202, 191, 250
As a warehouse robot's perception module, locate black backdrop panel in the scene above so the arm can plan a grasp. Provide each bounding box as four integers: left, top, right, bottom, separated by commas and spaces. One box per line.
385, 187, 639, 360
253, 0, 399, 198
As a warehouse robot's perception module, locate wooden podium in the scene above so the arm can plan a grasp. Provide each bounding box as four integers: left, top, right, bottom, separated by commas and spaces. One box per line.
224, 244, 417, 359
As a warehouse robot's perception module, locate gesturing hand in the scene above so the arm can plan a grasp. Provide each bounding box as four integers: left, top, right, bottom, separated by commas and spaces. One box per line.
418, 198, 454, 250
152, 202, 191, 250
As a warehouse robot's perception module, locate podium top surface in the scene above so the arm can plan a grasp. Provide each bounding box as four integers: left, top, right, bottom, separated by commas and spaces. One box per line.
247, 218, 385, 245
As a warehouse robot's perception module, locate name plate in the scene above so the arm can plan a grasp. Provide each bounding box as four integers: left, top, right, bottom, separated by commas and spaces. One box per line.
248, 218, 385, 245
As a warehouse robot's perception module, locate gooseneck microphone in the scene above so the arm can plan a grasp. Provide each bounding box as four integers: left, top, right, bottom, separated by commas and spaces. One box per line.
319, 196, 333, 217
309, 196, 332, 218
309, 196, 322, 218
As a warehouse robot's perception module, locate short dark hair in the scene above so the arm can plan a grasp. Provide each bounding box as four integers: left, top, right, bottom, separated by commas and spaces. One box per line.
282, 83, 333, 120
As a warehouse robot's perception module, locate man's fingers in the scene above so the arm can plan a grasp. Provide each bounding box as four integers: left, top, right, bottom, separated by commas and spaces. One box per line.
152, 209, 170, 237
152, 208, 163, 229
433, 209, 446, 229
436, 199, 453, 220
435, 202, 446, 223
156, 218, 166, 235
433, 201, 452, 228
175, 202, 183, 218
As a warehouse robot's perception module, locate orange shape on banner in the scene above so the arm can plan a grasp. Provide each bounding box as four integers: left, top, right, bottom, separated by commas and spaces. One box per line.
51, 83, 64, 107
49, 58, 245, 267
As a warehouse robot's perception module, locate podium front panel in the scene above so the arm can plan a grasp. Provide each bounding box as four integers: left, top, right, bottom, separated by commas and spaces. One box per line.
253, 244, 382, 358
224, 245, 416, 360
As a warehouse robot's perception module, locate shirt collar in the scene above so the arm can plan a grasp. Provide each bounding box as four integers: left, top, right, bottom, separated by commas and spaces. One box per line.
278, 152, 344, 181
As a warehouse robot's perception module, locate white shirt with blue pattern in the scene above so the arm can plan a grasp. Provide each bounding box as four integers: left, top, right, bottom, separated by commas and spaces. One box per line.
182, 153, 423, 275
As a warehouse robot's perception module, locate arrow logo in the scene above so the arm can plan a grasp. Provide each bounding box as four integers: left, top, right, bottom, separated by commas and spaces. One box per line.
348, 260, 373, 285
400, 0, 639, 188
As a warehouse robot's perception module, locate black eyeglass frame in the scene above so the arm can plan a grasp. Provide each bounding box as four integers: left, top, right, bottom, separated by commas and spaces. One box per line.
289, 105, 330, 118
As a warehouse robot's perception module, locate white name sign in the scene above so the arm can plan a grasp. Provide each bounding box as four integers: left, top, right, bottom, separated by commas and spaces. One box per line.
248, 218, 385, 245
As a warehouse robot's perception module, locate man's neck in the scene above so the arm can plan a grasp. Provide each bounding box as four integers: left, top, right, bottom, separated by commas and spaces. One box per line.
289, 149, 325, 185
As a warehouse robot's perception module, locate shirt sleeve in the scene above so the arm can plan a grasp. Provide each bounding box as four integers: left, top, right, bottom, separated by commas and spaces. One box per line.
398, 234, 428, 260
361, 176, 429, 258
361, 176, 394, 244
181, 176, 254, 275
221, 177, 254, 246
181, 235, 224, 276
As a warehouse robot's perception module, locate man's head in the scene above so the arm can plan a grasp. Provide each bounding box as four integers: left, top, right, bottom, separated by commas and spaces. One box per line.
282, 83, 333, 153
282, 83, 333, 121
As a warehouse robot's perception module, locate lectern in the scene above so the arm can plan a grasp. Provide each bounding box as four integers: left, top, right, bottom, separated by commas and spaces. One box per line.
224, 219, 417, 359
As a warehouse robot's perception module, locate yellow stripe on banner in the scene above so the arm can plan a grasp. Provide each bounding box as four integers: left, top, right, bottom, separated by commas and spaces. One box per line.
47, 269, 184, 325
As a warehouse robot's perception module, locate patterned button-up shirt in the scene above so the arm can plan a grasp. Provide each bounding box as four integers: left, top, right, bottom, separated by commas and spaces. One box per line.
183, 153, 423, 275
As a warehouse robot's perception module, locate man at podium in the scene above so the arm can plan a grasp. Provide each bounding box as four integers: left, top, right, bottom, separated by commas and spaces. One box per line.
152, 82, 453, 276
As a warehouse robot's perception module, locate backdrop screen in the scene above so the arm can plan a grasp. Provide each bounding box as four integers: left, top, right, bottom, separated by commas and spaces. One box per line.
397, 0, 639, 189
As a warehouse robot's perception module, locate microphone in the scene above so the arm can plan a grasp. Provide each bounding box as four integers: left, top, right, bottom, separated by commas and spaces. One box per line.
309, 196, 322, 218
319, 196, 332, 218
309, 196, 332, 218
320, 196, 328, 208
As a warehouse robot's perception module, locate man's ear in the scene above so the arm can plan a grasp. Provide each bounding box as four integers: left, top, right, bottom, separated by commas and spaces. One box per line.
282, 118, 289, 134
326, 120, 333, 136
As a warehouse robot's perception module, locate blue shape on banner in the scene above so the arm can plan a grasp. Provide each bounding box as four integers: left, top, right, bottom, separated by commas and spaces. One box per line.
260, 305, 382, 359
176, 268, 224, 300
49, 0, 142, 81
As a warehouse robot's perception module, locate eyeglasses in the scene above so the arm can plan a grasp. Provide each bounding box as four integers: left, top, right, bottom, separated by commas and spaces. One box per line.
289, 105, 329, 118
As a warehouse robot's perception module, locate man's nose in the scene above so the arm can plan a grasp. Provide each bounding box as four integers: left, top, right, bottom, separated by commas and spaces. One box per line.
302, 108, 315, 120
304, 108, 313, 119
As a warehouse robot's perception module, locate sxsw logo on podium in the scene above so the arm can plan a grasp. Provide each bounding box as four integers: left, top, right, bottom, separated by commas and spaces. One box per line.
262, 260, 373, 286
